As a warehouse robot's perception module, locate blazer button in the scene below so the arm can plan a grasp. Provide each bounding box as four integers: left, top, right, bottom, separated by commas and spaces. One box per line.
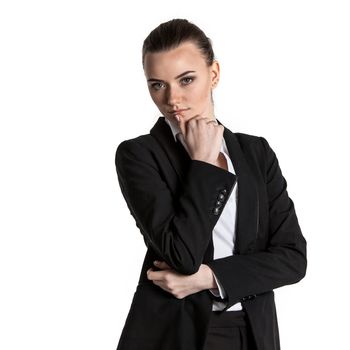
213, 207, 220, 215
218, 193, 225, 201
216, 200, 222, 206
242, 294, 257, 301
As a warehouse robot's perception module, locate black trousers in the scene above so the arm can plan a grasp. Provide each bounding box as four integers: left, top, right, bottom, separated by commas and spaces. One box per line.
203, 310, 257, 350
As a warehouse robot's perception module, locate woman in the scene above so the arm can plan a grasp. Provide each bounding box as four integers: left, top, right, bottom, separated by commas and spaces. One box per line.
115, 18, 307, 350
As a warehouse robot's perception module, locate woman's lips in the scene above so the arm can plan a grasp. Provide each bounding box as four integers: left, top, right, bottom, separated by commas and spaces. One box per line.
169, 108, 189, 115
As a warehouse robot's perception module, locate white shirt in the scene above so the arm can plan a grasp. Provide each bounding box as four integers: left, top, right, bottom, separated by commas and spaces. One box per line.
164, 116, 242, 311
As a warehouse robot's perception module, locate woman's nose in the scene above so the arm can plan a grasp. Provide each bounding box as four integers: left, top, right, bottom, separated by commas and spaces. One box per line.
166, 86, 182, 106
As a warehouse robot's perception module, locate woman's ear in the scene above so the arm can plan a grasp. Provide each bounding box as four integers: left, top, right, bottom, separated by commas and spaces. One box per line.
211, 60, 220, 88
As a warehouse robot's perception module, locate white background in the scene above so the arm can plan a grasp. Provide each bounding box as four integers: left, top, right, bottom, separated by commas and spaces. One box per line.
1, 1, 349, 349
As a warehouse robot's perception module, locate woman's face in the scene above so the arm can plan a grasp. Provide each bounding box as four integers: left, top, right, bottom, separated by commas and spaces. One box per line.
143, 41, 220, 124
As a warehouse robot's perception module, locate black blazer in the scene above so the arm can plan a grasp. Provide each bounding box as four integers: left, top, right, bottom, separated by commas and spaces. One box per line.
114, 116, 307, 350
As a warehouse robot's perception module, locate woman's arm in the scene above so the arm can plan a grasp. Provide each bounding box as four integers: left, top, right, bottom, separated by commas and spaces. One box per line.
115, 139, 237, 275
204, 137, 307, 310
146, 260, 219, 299
145, 137, 307, 303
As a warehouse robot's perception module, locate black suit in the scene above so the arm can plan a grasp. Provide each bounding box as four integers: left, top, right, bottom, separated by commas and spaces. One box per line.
114, 116, 307, 350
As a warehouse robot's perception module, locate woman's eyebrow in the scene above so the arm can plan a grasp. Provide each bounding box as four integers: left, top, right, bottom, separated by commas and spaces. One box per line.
147, 70, 196, 82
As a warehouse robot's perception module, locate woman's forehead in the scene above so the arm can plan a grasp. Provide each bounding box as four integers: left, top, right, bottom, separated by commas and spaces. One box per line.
144, 42, 207, 77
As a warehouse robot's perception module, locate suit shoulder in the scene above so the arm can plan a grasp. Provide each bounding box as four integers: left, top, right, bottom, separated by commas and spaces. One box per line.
116, 133, 153, 153
234, 132, 261, 144
115, 133, 159, 168
233, 132, 267, 151
231, 132, 276, 165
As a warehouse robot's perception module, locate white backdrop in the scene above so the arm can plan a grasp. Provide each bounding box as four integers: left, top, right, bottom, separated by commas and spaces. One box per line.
1, 1, 349, 349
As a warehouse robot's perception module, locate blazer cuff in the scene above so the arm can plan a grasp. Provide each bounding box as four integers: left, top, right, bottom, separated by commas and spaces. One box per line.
209, 272, 227, 299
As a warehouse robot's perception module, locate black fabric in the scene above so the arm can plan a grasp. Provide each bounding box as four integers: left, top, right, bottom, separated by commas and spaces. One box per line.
203, 311, 257, 350
114, 116, 307, 350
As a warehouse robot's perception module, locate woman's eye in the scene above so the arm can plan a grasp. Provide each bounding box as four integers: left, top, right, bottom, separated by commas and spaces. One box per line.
181, 76, 195, 85
151, 82, 165, 91
150, 77, 195, 91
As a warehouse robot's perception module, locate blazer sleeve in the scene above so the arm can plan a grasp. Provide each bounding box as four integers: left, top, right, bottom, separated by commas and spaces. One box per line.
209, 273, 228, 299
206, 137, 307, 310
115, 139, 237, 275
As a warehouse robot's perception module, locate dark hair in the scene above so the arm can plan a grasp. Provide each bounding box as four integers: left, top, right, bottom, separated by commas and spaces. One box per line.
142, 19, 215, 68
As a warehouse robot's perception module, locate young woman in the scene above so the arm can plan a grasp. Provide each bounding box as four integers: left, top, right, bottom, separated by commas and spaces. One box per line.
115, 18, 307, 350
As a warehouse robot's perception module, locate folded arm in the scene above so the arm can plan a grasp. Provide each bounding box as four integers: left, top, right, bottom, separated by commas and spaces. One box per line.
115, 139, 237, 275
206, 137, 307, 310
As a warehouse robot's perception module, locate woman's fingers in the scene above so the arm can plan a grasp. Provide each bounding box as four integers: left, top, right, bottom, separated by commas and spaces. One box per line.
177, 114, 217, 135
147, 264, 202, 299
177, 114, 187, 138
147, 261, 172, 281
153, 260, 171, 269
147, 267, 162, 281
173, 113, 223, 164
187, 115, 215, 124
186, 118, 223, 162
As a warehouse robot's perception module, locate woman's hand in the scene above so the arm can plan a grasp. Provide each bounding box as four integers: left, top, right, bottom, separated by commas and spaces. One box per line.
147, 260, 217, 299
176, 114, 224, 166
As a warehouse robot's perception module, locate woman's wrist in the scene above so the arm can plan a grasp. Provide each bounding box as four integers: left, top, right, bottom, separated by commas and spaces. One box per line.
197, 264, 217, 290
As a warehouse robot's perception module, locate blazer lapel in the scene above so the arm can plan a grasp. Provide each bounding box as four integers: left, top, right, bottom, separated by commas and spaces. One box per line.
219, 120, 260, 254
150, 116, 191, 187
150, 116, 259, 255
